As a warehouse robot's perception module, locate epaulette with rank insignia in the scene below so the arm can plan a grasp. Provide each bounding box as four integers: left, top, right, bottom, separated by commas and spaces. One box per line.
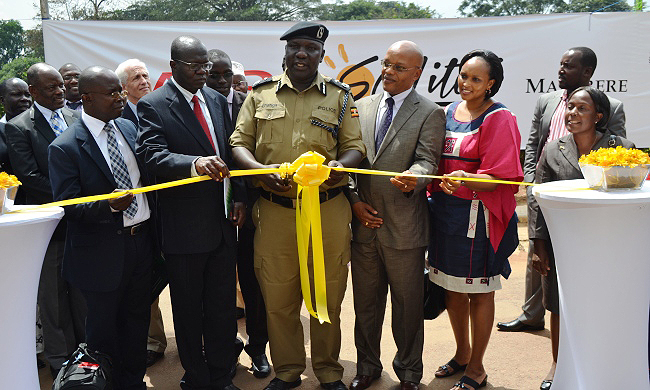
327, 78, 350, 92
252, 77, 275, 89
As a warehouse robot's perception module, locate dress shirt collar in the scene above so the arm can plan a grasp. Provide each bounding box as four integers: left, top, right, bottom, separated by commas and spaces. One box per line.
278, 71, 327, 95
0, 114, 6, 123
382, 87, 411, 107
226, 88, 234, 104
83, 111, 114, 138
127, 100, 138, 117
170, 77, 205, 104
34, 102, 64, 121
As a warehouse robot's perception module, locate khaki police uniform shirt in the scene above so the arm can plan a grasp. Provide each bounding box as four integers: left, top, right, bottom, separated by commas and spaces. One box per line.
230, 71, 366, 198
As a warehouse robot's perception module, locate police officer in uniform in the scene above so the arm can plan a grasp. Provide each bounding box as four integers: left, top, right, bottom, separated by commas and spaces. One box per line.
230, 21, 366, 390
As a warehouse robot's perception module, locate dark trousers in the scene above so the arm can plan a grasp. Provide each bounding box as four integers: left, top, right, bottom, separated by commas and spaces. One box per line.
82, 228, 153, 390
237, 222, 268, 357
166, 241, 237, 390
38, 238, 87, 369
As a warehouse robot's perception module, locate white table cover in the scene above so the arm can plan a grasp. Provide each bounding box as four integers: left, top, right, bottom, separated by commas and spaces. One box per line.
533, 179, 650, 389
0, 206, 64, 389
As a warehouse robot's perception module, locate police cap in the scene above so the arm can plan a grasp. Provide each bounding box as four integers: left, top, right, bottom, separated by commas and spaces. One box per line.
280, 21, 329, 45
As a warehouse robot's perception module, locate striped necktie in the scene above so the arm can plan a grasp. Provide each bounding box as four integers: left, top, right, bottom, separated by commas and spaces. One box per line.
104, 123, 138, 219
375, 97, 394, 151
50, 112, 64, 137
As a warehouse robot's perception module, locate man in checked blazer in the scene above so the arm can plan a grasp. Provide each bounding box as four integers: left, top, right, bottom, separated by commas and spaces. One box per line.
498, 46, 626, 334
347, 41, 445, 390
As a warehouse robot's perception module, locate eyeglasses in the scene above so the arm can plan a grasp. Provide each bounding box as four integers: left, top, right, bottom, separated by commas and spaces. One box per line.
85, 90, 128, 100
173, 59, 213, 71
233, 81, 248, 88
380, 60, 420, 73
63, 74, 80, 81
209, 71, 234, 79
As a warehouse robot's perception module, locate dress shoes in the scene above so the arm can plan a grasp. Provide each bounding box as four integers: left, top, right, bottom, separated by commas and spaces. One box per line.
321, 379, 348, 390
264, 377, 302, 389
496, 318, 544, 332
350, 374, 378, 390
251, 353, 271, 378
399, 380, 419, 390
218, 385, 240, 390
540, 379, 552, 389
146, 350, 164, 367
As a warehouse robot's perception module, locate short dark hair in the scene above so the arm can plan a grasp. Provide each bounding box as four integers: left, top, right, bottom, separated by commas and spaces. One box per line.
569, 46, 597, 72
459, 49, 504, 99
0, 77, 21, 97
207, 49, 231, 65
569, 86, 610, 130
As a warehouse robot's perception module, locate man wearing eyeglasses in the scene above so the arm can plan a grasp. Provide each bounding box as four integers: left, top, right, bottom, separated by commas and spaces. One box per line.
59, 63, 83, 112
5, 63, 83, 379
347, 41, 445, 390
231, 61, 248, 95
231, 21, 365, 390
136, 35, 244, 390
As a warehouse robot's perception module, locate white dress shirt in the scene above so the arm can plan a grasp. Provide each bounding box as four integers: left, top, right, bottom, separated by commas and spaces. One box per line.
375, 88, 412, 132
0, 115, 6, 123
127, 100, 138, 119
34, 102, 69, 133
83, 111, 150, 227
226, 88, 234, 120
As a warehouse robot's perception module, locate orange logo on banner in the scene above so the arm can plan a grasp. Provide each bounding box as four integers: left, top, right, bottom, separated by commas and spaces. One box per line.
324, 44, 376, 100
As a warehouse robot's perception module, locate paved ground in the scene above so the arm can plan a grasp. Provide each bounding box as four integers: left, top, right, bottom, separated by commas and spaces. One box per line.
40, 225, 553, 390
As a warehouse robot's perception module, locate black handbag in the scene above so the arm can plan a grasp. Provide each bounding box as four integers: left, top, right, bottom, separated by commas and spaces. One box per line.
423, 268, 446, 320
52, 343, 113, 390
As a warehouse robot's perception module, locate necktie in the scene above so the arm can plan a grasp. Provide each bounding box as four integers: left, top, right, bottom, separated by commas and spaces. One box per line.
375, 97, 394, 151
191, 95, 215, 151
67, 101, 82, 111
104, 123, 138, 219
50, 112, 64, 137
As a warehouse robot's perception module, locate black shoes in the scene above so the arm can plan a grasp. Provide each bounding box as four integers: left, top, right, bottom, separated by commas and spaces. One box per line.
496, 318, 545, 332
146, 350, 164, 367
264, 377, 302, 389
321, 380, 348, 390
251, 353, 271, 378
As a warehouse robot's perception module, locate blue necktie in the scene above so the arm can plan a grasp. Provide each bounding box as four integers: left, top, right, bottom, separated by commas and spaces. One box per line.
375, 97, 394, 151
104, 123, 138, 219
50, 112, 64, 137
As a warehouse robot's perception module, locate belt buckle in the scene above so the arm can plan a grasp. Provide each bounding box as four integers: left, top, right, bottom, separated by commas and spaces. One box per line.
129, 224, 140, 235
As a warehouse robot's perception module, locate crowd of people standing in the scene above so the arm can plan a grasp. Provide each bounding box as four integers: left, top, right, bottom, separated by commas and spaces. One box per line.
0, 19, 642, 390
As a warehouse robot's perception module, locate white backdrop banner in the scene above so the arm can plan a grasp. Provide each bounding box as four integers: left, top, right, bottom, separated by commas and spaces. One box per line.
43, 13, 650, 147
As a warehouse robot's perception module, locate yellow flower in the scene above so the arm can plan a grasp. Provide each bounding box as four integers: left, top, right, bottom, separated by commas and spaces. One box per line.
579, 146, 650, 167
0, 172, 22, 188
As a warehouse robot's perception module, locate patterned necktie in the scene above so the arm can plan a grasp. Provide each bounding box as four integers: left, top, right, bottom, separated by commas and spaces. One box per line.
375, 97, 394, 151
191, 95, 215, 151
50, 111, 64, 137
104, 123, 138, 219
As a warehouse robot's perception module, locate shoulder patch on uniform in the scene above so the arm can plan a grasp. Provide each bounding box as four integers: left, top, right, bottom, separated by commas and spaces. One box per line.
327, 78, 350, 92
350, 107, 359, 118
252, 77, 275, 89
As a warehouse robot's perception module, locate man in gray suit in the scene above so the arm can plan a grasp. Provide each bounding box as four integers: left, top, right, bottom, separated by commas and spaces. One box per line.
347, 41, 445, 390
498, 46, 626, 332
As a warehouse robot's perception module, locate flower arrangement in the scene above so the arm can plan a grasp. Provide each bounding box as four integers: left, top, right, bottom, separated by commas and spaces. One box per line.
579, 147, 650, 190
0, 172, 21, 188
579, 146, 650, 167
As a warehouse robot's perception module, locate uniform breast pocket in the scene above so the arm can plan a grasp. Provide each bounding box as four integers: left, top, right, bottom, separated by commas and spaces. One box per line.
255, 108, 285, 144
310, 109, 338, 151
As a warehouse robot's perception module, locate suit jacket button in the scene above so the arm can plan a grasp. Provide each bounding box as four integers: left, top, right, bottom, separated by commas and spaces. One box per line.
117, 230, 122, 235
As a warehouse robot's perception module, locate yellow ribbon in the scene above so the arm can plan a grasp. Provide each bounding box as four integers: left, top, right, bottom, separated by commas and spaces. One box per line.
8, 152, 542, 322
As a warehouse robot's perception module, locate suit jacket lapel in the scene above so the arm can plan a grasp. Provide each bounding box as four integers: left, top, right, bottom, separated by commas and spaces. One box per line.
77, 122, 116, 187
32, 107, 57, 144
232, 92, 243, 124
165, 83, 215, 155
376, 89, 419, 160
363, 94, 382, 163
61, 108, 77, 126
559, 135, 581, 172
541, 91, 563, 143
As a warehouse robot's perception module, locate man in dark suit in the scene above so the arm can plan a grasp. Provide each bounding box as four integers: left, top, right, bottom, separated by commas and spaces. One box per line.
136, 36, 244, 390
58, 63, 83, 112
0, 77, 32, 175
49, 66, 154, 390
498, 46, 626, 334
206, 48, 270, 379
347, 41, 445, 390
115, 58, 166, 368
5, 63, 84, 377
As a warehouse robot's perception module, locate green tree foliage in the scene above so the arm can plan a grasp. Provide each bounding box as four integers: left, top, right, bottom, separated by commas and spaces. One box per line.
314, 0, 438, 20
24, 26, 45, 58
0, 56, 43, 83
0, 20, 25, 67
459, 0, 632, 17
